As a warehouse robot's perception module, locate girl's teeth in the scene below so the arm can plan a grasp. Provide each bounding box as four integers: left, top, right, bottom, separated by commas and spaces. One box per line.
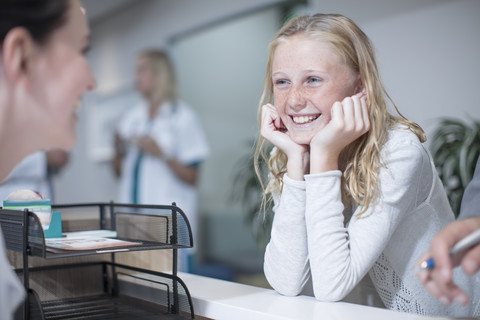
293, 115, 317, 124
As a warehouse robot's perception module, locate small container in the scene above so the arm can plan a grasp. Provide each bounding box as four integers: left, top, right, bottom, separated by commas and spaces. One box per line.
2, 199, 52, 230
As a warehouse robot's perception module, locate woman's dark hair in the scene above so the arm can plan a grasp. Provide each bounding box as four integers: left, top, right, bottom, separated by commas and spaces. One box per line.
0, 0, 70, 46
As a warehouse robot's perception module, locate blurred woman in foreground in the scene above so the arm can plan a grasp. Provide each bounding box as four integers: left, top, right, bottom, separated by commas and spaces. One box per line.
0, 1, 94, 318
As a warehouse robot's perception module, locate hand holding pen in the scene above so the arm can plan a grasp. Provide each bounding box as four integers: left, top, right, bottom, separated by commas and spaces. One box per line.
415, 217, 480, 306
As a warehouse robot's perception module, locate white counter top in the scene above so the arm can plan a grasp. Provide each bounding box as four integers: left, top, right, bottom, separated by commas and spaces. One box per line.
179, 272, 456, 320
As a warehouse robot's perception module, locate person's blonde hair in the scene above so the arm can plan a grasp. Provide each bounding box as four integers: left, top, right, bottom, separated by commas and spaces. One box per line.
139, 49, 177, 106
254, 13, 426, 216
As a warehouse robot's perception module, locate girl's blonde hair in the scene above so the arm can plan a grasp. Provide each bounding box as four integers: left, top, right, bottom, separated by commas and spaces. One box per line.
139, 49, 177, 106
254, 13, 426, 216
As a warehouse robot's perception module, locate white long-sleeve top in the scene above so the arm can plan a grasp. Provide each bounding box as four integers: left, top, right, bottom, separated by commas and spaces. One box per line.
264, 127, 480, 317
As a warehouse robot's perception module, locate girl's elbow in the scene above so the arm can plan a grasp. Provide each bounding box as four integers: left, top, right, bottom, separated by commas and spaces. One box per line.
313, 292, 343, 302
265, 270, 303, 297
312, 285, 349, 302
271, 283, 303, 297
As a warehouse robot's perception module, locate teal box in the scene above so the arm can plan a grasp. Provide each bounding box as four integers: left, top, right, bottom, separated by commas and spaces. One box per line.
44, 211, 62, 238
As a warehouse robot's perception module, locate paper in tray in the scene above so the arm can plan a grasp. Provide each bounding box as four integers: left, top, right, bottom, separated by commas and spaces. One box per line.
62, 229, 118, 238
45, 237, 141, 251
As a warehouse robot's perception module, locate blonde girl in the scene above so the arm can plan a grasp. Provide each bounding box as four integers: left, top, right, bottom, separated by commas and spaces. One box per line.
255, 13, 479, 316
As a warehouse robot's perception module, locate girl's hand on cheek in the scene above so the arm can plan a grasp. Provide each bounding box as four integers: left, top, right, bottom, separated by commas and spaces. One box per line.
260, 104, 308, 180
310, 92, 370, 173
260, 104, 302, 155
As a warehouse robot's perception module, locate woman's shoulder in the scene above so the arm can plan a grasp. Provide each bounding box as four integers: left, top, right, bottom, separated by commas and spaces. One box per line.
173, 100, 198, 115
169, 100, 203, 124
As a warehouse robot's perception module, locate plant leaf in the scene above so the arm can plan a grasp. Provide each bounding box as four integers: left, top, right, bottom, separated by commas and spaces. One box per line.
430, 118, 480, 217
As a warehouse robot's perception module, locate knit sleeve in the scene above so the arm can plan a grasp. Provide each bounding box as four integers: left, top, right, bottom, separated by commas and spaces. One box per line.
304, 133, 431, 301
263, 175, 310, 296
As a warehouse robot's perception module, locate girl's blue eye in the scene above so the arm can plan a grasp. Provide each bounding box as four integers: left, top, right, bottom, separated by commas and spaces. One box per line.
308, 77, 321, 83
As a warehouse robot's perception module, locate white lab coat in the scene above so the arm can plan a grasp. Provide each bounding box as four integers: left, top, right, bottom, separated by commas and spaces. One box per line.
117, 100, 209, 260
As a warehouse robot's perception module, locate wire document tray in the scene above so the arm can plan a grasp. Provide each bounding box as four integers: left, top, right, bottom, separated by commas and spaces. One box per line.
0, 202, 195, 320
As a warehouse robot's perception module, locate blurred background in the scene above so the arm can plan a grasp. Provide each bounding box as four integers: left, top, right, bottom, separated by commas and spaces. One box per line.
46, 0, 479, 287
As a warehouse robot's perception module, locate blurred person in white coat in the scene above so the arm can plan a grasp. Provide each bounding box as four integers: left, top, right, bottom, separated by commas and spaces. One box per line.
113, 50, 209, 272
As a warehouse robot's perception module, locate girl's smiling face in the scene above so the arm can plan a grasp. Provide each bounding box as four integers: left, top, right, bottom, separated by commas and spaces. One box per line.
272, 35, 361, 145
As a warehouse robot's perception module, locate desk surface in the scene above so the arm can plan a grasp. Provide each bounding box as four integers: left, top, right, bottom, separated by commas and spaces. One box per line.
179, 272, 456, 320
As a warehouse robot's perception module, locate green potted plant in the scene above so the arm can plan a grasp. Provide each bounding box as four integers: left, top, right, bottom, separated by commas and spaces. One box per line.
429, 118, 480, 217
231, 142, 274, 248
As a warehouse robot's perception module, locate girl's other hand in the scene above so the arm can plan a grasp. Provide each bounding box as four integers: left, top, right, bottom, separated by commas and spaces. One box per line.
310, 92, 369, 173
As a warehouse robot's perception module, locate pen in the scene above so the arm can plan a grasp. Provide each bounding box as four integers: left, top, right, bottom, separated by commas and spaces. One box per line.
417, 229, 480, 273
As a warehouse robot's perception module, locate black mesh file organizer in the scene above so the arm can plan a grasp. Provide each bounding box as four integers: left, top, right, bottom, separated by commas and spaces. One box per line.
0, 202, 196, 320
